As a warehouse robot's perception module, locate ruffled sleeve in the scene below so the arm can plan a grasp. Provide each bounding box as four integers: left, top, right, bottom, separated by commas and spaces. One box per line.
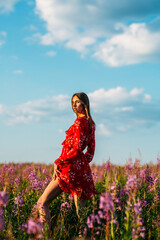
62, 118, 85, 162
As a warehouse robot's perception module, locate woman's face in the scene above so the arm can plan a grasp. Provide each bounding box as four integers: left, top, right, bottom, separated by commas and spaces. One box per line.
72, 96, 84, 115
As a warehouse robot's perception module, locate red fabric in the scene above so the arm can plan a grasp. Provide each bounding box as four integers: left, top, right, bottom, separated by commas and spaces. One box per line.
54, 116, 97, 199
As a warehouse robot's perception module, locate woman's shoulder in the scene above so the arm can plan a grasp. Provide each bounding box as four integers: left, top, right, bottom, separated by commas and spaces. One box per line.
75, 115, 87, 122
74, 116, 90, 130
75, 116, 95, 133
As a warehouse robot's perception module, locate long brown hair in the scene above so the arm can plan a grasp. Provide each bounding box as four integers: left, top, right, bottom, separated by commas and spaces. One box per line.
71, 92, 95, 134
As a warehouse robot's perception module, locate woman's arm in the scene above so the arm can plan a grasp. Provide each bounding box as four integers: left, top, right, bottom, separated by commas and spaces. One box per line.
84, 132, 95, 163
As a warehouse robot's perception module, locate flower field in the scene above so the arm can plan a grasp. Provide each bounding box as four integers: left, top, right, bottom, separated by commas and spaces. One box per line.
0, 158, 160, 240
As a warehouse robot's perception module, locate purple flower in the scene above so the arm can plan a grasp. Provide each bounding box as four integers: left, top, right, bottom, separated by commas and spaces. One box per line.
133, 201, 142, 215
87, 216, 94, 228
43, 176, 51, 188
104, 161, 111, 171
125, 158, 133, 170
87, 213, 102, 230
8, 165, 16, 174
157, 157, 160, 165
145, 176, 153, 186
139, 169, 146, 178
15, 177, 21, 185
28, 171, 42, 191
27, 218, 43, 235
99, 192, 114, 213
132, 228, 138, 239
60, 201, 70, 211
132, 199, 145, 239
140, 232, 145, 238
68, 195, 74, 201
125, 175, 139, 191
14, 196, 24, 215
110, 183, 116, 191
83, 227, 87, 235
92, 172, 98, 182
14, 196, 24, 205
42, 168, 48, 174
119, 189, 126, 197
0, 191, 9, 207
22, 189, 27, 195
98, 210, 104, 219
28, 171, 37, 181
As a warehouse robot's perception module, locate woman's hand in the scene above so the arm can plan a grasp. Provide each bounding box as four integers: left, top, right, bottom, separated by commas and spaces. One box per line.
52, 164, 57, 180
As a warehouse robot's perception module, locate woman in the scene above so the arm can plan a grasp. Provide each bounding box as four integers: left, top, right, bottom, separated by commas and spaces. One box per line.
37, 92, 97, 233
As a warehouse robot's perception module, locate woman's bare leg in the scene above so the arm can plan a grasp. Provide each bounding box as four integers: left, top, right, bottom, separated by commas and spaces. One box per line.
37, 178, 62, 233
74, 194, 87, 217
74, 194, 79, 217
74, 195, 86, 237
80, 199, 86, 212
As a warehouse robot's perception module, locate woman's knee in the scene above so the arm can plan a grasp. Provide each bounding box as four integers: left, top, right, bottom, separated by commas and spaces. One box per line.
37, 195, 49, 208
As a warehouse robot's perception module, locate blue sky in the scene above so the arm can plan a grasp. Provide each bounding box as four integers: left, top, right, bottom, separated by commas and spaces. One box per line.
0, 0, 160, 165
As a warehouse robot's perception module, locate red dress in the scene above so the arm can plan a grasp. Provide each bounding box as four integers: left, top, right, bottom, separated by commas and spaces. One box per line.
54, 116, 97, 200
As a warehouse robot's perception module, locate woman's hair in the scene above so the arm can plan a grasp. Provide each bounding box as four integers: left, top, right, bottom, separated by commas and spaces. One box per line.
71, 92, 95, 134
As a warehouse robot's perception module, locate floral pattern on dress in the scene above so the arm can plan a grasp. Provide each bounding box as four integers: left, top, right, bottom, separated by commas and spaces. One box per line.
54, 116, 97, 200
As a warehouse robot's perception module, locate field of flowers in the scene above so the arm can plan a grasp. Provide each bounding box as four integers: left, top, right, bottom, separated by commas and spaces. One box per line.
0, 158, 160, 240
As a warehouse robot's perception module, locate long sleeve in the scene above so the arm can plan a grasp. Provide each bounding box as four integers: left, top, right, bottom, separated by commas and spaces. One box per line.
62, 118, 84, 162
84, 131, 95, 163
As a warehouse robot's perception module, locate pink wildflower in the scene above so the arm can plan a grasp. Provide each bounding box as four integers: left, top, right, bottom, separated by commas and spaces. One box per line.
68, 195, 74, 201
0, 191, 9, 207
104, 161, 111, 171
92, 172, 98, 182
27, 218, 43, 235
125, 175, 139, 191
60, 201, 70, 211
99, 192, 114, 212
87, 213, 101, 229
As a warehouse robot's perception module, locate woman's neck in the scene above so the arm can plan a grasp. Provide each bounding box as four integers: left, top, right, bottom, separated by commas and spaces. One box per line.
77, 113, 86, 118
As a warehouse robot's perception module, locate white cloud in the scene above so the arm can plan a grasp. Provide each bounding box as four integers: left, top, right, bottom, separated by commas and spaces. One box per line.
13, 70, 23, 74
0, 0, 20, 13
0, 88, 159, 134
121, 106, 134, 112
0, 94, 70, 125
97, 123, 112, 137
144, 94, 152, 103
88, 87, 147, 111
130, 88, 144, 97
89, 87, 128, 105
34, 0, 160, 66
35, 0, 106, 54
88, 87, 156, 131
93, 23, 160, 66
46, 50, 56, 57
